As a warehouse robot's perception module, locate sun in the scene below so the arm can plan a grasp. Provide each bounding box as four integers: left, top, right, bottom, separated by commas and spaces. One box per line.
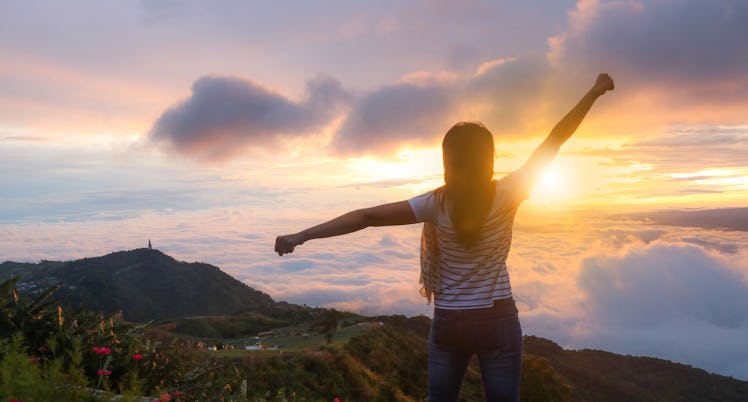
529, 162, 571, 204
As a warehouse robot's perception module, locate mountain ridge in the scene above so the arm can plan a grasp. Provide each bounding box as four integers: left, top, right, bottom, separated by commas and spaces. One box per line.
0, 248, 276, 322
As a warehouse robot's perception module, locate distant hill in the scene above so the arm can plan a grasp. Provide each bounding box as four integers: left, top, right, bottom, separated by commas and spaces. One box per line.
348, 318, 748, 402
522, 335, 748, 402
0, 248, 276, 322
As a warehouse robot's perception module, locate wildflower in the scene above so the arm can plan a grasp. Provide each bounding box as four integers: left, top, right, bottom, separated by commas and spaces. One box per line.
92, 346, 111, 355
132, 353, 144, 360
334, 398, 341, 402
29, 356, 40, 363
153, 393, 171, 402
97, 369, 112, 376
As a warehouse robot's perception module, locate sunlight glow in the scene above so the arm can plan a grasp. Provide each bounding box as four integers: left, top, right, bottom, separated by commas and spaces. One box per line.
346, 147, 443, 190
529, 162, 571, 204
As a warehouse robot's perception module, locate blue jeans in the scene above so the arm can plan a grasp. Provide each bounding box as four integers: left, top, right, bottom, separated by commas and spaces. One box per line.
427, 298, 522, 402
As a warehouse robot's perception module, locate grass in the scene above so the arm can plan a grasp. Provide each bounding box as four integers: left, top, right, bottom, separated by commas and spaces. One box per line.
214, 323, 377, 354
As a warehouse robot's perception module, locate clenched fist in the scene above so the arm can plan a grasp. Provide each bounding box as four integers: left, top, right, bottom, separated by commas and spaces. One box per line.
275, 233, 308, 256
591, 73, 614, 96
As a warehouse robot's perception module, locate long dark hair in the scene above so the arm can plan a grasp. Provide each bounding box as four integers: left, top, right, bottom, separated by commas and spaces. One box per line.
436, 122, 495, 248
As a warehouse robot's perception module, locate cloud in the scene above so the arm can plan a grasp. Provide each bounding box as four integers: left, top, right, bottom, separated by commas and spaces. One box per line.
337, 177, 427, 189
621, 127, 748, 172
151, 62, 550, 158
148, 1, 748, 161
508, 212, 748, 380
549, 0, 748, 124
330, 74, 460, 154
620, 207, 748, 232
467, 54, 555, 134
0, 136, 48, 142
552, 0, 748, 80
579, 241, 748, 328
681, 237, 739, 254
150, 74, 351, 161
329, 53, 560, 155
174, 3, 736, 158
574, 240, 748, 379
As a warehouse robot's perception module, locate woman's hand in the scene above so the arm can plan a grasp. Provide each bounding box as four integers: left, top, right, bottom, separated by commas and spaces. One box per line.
591, 73, 615, 96
275, 233, 308, 256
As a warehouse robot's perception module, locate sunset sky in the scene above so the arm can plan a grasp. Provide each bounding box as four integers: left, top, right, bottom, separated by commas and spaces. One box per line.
2, 0, 748, 380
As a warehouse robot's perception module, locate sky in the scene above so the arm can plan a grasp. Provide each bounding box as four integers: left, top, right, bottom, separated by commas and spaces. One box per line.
2, 0, 748, 380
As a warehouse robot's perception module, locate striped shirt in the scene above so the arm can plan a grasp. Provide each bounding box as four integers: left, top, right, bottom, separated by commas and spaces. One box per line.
408, 168, 531, 310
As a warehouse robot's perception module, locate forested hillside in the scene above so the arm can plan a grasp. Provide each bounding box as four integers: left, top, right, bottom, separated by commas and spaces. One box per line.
1, 248, 276, 321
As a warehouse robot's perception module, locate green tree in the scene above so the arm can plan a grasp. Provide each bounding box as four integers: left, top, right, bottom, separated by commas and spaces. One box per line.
312, 309, 341, 344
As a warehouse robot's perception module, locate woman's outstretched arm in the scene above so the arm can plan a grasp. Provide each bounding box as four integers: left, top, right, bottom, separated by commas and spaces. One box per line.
522, 73, 615, 175
275, 200, 417, 256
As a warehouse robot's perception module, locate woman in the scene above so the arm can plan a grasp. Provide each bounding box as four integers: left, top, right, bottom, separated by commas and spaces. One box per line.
275, 73, 614, 401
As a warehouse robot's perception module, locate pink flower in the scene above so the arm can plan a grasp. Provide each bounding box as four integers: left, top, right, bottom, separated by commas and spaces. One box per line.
92, 346, 111, 355
97, 369, 112, 376
29, 357, 40, 363
132, 353, 144, 360
153, 394, 171, 402
334, 398, 341, 402
10, 399, 24, 402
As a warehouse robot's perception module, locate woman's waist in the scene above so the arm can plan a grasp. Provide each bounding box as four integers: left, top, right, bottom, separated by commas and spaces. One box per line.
433, 297, 517, 319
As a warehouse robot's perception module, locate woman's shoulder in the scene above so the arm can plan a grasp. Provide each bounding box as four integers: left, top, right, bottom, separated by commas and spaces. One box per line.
494, 170, 531, 206
408, 188, 442, 223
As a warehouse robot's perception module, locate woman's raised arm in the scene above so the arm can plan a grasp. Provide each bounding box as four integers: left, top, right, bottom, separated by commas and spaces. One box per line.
275, 200, 417, 256
521, 73, 614, 177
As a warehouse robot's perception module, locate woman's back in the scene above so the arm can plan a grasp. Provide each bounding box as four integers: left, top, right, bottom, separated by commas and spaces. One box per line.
411, 169, 531, 310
